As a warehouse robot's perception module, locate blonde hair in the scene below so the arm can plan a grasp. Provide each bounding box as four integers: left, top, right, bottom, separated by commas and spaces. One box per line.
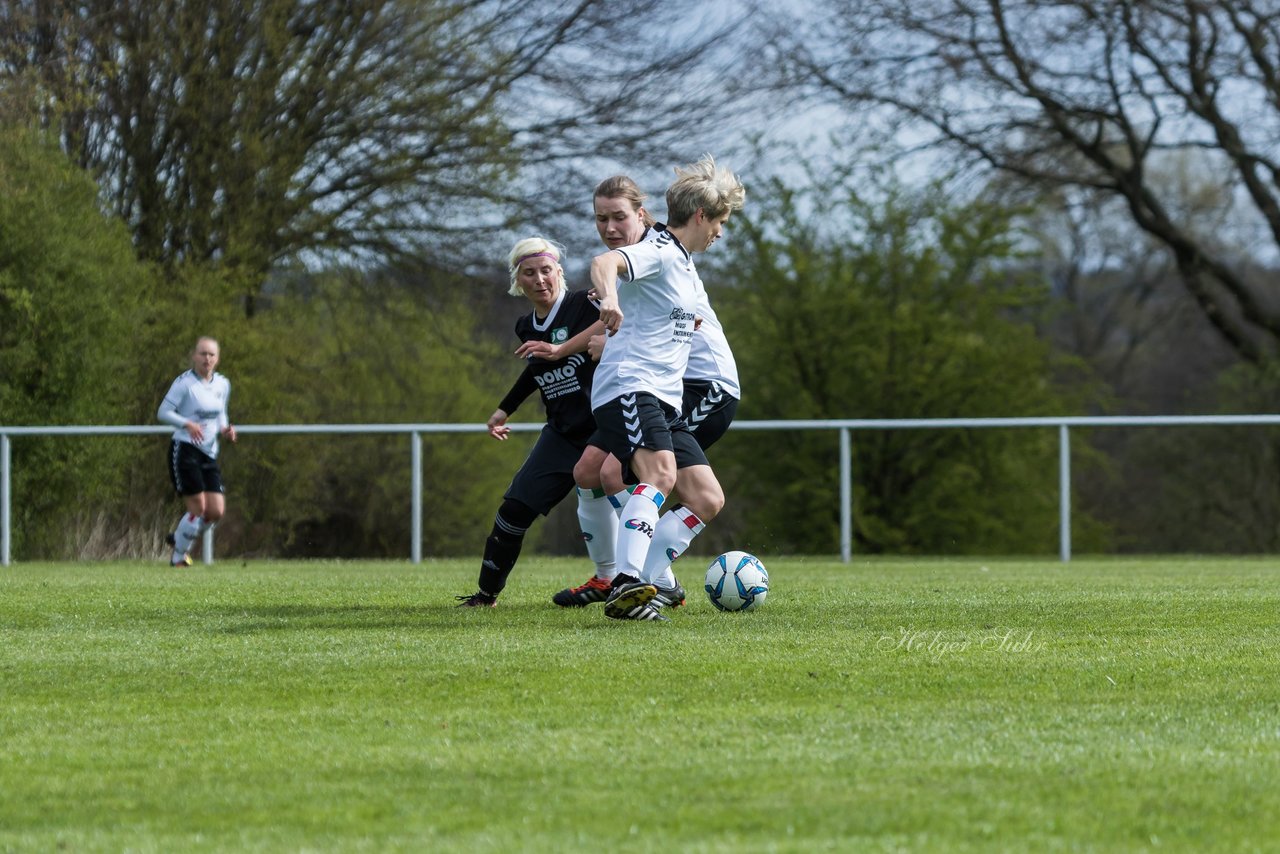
665, 154, 746, 227
506, 237, 564, 296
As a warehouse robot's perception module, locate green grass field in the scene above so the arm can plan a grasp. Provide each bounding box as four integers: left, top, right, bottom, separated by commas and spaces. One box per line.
2, 556, 1278, 852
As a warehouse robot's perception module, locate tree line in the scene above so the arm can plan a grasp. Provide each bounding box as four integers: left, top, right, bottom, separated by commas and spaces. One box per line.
5, 0, 1280, 559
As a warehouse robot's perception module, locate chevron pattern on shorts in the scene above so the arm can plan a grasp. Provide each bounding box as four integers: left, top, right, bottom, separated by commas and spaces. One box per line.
685, 382, 724, 432
622, 393, 642, 446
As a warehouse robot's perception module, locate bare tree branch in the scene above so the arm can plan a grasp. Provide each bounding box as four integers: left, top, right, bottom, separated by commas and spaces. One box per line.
769, 0, 1280, 362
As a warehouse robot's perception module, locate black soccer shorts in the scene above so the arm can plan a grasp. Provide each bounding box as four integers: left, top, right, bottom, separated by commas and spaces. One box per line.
168, 440, 224, 496
680, 379, 739, 451
590, 392, 709, 476
503, 425, 590, 517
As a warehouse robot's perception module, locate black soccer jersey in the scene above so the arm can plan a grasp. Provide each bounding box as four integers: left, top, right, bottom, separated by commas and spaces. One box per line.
498, 288, 601, 440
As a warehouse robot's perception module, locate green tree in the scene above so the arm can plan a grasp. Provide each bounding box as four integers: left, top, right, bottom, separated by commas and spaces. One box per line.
708, 175, 1096, 555
0, 127, 155, 556
1, 0, 746, 304
201, 266, 519, 557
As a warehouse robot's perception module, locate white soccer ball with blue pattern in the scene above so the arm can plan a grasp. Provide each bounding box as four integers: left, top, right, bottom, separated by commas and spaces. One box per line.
704, 551, 769, 612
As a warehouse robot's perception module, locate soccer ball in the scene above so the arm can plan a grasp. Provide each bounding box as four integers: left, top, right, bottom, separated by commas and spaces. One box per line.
704, 550, 769, 612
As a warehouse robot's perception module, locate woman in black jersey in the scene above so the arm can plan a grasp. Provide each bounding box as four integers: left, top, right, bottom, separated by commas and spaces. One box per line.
457, 237, 606, 606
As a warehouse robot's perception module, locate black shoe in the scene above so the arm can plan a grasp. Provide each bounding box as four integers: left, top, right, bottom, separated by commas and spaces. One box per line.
552, 574, 614, 607
652, 581, 687, 609
456, 591, 497, 608
606, 599, 668, 621
604, 580, 659, 619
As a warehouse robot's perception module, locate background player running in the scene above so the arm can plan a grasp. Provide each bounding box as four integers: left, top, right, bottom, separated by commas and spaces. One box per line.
158, 336, 237, 567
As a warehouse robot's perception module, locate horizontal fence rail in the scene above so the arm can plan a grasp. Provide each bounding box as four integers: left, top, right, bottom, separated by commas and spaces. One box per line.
5, 415, 1280, 566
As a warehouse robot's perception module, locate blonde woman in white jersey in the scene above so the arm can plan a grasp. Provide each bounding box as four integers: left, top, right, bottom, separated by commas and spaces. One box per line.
584, 155, 745, 621
553, 174, 741, 609
157, 336, 237, 566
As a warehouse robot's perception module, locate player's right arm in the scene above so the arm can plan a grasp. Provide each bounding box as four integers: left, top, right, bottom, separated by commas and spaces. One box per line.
590, 251, 629, 335
487, 409, 511, 440
157, 375, 204, 443
490, 367, 538, 440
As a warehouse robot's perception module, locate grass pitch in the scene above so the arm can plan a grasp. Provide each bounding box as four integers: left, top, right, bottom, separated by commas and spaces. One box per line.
2, 556, 1278, 852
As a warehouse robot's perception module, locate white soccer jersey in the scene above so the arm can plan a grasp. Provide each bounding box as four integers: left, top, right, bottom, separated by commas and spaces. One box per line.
686, 280, 741, 398
157, 370, 232, 458
591, 229, 701, 411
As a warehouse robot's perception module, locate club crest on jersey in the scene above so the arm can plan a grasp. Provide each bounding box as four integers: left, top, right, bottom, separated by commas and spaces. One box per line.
624, 519, 655, 538
551, 327, 568, 343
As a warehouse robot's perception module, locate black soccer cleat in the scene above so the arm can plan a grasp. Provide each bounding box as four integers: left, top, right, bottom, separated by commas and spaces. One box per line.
552, 574, 614, 607
456, 591, 497, 608
652, 581, 687, 609
604, 580, 659, 620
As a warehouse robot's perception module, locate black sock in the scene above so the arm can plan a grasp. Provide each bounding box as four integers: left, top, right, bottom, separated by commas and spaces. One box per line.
478, 533, 523, 596
476, 500, 535, 597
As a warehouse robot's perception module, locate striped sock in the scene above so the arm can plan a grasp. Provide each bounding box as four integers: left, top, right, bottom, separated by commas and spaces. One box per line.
642, 506, 705, 586
576, 486, 618, 580
616, 484, 664, 580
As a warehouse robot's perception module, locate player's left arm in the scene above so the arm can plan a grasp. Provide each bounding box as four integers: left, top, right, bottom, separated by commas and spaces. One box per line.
220, 380, 237, 443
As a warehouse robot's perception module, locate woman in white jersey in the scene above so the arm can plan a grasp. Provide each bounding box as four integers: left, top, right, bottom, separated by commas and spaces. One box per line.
585, 155, 745, 621
552, 174, 741, 609
157, 336, 237, 566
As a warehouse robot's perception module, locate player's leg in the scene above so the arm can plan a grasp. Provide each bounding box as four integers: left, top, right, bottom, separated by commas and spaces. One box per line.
553, 441, 626, 606
166, 442, 209, 566
554, 446, 647, 606
460, 427, 576, 607
603, 447, 678, 619
573, 445, 616, 578
640, 430, 721, 605
457, 496, 540, 607
590, 394, 678, 620
600, 453, 632, 518
189, 457, 227, 558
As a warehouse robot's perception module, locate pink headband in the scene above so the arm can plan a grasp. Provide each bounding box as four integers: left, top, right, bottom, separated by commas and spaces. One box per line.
515, 251, 557, 268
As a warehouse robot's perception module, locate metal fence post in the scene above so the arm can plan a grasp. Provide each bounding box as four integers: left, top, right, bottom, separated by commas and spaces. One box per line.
1059, 424, 1071, 563
840, 427, 852, 563
2, 433, 10, 567
411, 430, 422, 564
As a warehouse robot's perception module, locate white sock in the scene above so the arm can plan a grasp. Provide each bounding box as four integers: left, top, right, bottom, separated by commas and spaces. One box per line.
608, 489, 632, 519
615, 483, 664, 580
641, 506, 705, 586
171, 513, 203, 561
576, 487, 618, 580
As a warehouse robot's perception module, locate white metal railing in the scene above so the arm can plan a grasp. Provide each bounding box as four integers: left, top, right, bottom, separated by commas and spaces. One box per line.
4, 415, 1280, 566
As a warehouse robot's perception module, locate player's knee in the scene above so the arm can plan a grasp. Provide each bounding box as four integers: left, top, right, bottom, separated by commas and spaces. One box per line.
495, 498, 538, 536
687, 487, 724, 523
600, 457, 625, 495
573, 457, 602, 489
651, 471, 677, 498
